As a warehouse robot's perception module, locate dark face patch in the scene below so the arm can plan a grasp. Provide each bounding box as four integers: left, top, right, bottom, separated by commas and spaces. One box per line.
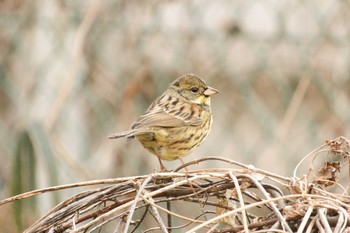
172, 81, 180, 87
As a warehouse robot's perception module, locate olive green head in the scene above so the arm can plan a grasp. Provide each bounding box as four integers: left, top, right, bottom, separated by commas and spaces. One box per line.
170, 74, 219, 105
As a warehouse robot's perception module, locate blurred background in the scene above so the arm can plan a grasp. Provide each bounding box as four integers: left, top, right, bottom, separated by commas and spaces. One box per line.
1, 0, 350, 231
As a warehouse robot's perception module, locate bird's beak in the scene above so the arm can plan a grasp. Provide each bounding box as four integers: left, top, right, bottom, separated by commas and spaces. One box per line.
203, 86, 219, 97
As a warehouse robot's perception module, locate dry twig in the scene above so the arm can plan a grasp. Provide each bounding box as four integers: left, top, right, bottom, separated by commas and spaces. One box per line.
1, 137, 350, 232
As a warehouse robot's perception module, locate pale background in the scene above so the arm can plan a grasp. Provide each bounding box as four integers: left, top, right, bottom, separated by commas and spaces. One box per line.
0, 0, 349, 231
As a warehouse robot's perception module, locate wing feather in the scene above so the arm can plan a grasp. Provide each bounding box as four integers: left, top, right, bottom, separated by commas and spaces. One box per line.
131, 94, 202, 130
109, 94, 204, 141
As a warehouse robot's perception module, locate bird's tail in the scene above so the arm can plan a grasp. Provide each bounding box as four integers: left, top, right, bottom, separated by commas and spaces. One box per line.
108, 130, 136, 140
108, 128, 154, 141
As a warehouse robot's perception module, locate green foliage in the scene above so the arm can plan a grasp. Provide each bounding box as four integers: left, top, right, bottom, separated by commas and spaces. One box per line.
30, 123, 60, 193
11, 130, 36, 230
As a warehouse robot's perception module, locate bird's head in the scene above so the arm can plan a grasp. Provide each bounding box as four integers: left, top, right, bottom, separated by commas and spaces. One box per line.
170, 74, 219, 106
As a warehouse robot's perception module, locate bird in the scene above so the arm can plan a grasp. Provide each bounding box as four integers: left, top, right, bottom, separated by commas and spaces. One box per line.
108, 74, 219, 171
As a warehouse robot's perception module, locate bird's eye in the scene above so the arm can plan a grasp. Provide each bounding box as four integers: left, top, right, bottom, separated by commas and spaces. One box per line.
191, 87, 199, 93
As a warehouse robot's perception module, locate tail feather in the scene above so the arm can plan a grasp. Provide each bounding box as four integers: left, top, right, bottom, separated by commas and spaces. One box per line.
108, 128, 155, 140
108, 130, 135, 139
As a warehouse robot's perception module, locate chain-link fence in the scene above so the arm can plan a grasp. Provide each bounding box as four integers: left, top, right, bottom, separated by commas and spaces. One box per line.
1, 0, 350, 231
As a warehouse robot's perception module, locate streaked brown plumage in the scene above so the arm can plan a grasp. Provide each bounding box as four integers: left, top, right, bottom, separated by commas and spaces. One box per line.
109, 74, 218, 170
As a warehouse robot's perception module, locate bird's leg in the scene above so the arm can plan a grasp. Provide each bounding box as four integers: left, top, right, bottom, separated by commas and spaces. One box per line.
158, 158, 168, 172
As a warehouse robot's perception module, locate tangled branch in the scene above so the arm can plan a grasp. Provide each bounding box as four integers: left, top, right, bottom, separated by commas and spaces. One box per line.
1, 136, 350, 232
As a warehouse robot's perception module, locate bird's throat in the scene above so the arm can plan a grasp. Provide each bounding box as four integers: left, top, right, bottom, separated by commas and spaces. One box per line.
193, 95, 211, 106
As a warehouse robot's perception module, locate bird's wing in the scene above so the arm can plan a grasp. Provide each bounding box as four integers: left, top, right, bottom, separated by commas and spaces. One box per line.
131, 95, 203, 130
109, 95, 203, 141
131, 108, 202, 129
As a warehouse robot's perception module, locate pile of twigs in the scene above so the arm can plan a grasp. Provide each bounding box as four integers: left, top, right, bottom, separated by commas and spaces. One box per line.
1, 136, 350, 232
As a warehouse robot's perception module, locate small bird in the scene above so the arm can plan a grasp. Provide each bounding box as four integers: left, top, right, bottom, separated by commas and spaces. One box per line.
109, 74, 219, 171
